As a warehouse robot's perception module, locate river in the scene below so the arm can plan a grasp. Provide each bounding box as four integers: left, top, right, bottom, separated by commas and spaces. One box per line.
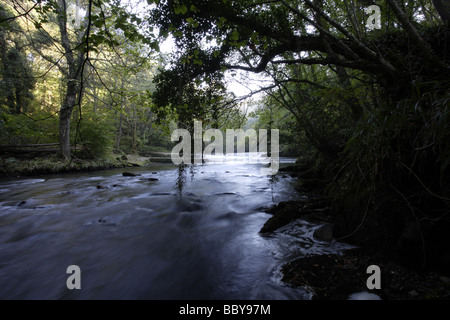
0, 157, 352, 299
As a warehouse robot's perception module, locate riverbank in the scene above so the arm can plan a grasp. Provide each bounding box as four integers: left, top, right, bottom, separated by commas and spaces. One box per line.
0, 153, 152, 178
264, 165, 450, 300
281, 247, 450, 300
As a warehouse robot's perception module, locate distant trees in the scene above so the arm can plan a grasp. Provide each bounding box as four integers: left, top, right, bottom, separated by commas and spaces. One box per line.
0, 0, 167, 158
0, 4, 35, 114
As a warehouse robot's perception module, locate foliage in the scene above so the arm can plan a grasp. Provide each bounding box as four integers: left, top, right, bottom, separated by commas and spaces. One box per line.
74, 112, 115, 158
0, 154, 124, 177
250, 98, 304, 157
0, 3, 36, 114
0, 111, 59, 145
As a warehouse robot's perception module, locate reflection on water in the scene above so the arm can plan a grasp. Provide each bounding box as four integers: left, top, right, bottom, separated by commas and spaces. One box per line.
176, 164, 187, 196
0, 158, 352, 299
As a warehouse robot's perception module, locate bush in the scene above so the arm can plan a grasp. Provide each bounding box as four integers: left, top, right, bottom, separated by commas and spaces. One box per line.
327, 84, 450, 268
74, 114, 114, 159
0, 111, 59, 145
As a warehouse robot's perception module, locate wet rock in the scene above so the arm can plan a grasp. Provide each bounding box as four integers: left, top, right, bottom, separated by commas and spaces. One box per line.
123, 172, 140, 177
147, 178, 159, 181
128, 163, 141, 167
152, 172, 158, 174
314, 223, 334, 242
259, 201, 303, 233
96, 185, 107, 189
260, 198, 331, 234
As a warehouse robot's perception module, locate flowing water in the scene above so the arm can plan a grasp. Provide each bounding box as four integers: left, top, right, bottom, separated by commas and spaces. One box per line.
0, 157, 352, 299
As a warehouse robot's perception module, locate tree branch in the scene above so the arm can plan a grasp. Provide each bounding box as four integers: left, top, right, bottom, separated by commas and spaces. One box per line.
301, 0, 397, 75
0, 0, 39, 24
386, 0, 448, 69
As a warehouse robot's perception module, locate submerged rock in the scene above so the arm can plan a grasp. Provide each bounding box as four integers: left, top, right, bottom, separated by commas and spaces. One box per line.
17, 200, 27, 207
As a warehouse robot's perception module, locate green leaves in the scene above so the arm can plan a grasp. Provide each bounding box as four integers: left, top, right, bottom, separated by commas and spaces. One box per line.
230, 30, 240, 41
186, 17, 199, 28
174, 5, 188, 15
150, 41, 160, 52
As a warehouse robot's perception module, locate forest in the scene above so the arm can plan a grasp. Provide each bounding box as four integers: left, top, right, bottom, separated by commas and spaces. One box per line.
0, 0, 449, 300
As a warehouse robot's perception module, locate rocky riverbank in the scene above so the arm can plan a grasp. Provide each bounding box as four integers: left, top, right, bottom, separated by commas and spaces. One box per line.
263, 165, 450, 300
281, 247, 450, 300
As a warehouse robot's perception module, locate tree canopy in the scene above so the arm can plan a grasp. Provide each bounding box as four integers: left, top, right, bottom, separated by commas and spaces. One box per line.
149, 0, 449, 109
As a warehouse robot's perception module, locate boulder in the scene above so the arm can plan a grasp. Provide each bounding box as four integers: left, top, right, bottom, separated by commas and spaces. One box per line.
313, 223, 334, 242
259, 201, 303, 233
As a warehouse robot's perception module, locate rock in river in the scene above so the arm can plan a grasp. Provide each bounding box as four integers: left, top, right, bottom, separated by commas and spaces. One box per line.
122, 172, 141, 177
313, 223, 334, 242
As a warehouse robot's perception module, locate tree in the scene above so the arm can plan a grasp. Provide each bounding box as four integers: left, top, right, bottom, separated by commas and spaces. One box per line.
432, 0, 450, 22
146, 0, 450, 267
0, 4, 35, 114
148, 0, 448, 103
5, 0, 157, 159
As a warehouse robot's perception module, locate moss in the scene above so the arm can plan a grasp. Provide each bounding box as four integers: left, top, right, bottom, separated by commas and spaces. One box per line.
0, 154, 128, 178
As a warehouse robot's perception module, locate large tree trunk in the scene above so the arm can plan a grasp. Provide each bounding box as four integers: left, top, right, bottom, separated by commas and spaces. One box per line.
59, 108, 71, 160
55, 0, 87, 160
58, 81, 78, 160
